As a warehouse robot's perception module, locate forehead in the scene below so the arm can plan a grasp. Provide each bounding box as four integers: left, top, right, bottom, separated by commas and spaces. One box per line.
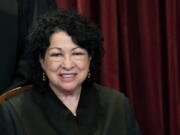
49, 31, 79, 49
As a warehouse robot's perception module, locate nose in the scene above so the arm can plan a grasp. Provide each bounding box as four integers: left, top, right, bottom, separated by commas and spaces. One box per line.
62, 55, 74, 70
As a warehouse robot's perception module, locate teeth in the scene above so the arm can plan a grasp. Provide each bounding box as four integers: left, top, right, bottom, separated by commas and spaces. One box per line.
62, 74, 74, 78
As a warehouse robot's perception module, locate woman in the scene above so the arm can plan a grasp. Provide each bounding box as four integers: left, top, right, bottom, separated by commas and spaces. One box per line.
0, 9, 140, 135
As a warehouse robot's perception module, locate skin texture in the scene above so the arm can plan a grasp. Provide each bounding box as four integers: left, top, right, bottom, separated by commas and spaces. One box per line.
40, 31, 91, 114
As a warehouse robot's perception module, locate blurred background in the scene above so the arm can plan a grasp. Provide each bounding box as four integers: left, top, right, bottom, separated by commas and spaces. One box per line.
0, 0, 179, 135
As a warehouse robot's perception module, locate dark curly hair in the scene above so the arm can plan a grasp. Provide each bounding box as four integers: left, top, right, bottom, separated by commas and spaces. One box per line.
26, 9, 104, 89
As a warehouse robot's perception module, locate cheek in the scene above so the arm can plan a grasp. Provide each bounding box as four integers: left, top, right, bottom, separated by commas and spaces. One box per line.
76, 59, 90, 70
44, 60, 59, 72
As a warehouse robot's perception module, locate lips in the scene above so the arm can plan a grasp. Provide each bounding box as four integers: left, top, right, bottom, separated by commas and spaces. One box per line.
59, 73, 77, 78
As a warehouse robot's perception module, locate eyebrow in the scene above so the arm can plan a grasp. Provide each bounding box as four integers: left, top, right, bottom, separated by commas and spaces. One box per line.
48, 47, 61, 51
48, 47, 83, 51
72, 47, 83, 51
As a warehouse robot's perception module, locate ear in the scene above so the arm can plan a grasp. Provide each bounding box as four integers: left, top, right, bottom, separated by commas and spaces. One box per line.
39, 57, 45, 70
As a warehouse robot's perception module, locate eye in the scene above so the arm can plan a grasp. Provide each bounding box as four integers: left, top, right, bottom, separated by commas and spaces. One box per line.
50, 52, 62, 57
72, 52, 86, 56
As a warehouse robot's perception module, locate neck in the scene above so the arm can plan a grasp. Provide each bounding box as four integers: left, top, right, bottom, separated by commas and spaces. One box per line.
50, 84, 82, 116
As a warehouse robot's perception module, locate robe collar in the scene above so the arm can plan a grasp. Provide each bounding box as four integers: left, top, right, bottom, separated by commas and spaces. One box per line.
32, 84, 101, 135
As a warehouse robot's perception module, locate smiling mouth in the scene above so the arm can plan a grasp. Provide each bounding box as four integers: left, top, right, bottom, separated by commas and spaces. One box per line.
59, 73, 77, 78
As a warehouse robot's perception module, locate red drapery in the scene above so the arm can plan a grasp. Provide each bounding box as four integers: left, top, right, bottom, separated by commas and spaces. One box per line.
56, 0, 180, 135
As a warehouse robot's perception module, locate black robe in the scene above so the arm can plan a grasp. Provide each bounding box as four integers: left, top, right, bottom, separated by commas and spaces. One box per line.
0, 0, 18, 92
0, 84, 140, 135
0, 0, 56, 93
9, 0, 57, 90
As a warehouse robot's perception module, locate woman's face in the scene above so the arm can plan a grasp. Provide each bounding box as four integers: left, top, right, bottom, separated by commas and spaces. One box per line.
40, 31, 91, 93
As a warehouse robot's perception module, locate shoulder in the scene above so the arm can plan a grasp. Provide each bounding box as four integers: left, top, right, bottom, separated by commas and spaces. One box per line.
94, 84, 141, 132
94, 83, 127, 102
93, 84, 141, 134
93, 83, 130, 112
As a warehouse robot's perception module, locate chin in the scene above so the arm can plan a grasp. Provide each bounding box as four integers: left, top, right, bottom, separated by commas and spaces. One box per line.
49, 80, 82, 93
59, 83, 81, 92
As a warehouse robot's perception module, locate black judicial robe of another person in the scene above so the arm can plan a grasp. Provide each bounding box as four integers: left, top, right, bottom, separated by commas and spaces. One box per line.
0, 0, 18, 92
0, 84, 141, 135
8, 0, 57, 91
0, 0, 56, 93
